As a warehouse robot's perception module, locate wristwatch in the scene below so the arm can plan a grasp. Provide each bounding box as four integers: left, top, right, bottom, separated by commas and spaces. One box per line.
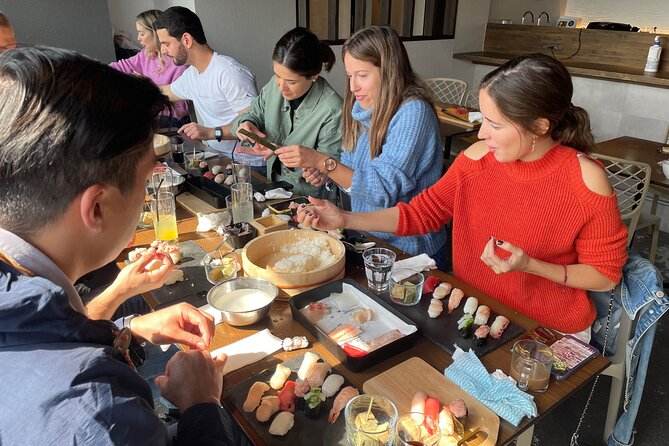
323, 157, 337, 172
214, 126, 223, 142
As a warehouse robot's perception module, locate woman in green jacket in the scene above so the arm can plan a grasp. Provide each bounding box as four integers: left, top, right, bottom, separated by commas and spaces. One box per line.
233, 27, 342, 199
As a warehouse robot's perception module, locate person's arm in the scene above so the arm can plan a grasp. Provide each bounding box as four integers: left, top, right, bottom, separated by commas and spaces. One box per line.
109, 52, 143, 74
296, 197, 400, 232
86, 249, 173, 320
159, 84, 186, 102
276, 145, 355, 188
178, 107, 250, 142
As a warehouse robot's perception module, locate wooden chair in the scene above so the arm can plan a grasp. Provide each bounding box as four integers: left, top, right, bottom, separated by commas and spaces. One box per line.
426, 78, 467, 105
587, 153, 655, 442
463, 88, 480, 109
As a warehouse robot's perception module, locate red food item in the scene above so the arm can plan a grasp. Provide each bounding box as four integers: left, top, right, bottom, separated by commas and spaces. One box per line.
203, 171, 214, 179
423, 276, 440, 294
278, 380, 297, 413
424, 397, 441, 435
342, 343, 368, 357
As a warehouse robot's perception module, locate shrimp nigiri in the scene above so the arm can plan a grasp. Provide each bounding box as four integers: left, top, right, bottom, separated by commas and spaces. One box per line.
448, 288, 464, 314
328, 386, 359, 423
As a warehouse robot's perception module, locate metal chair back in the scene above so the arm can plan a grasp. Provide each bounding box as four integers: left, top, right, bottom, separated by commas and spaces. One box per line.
425, 78, 468, 105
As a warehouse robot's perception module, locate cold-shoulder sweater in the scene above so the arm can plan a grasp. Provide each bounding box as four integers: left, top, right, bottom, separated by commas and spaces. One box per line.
396, 145, 628, 333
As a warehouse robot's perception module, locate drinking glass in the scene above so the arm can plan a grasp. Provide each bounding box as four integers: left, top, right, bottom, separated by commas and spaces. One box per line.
232, 159, 251, 184
362, 248, 396, 292
345, 394, 397, 446
510, 339, 554, 392
150, 191, 179, 242
202, 249, 240, 284
227, 182, 254, 223
184, 150, 204, 171
394, 412, 441, 446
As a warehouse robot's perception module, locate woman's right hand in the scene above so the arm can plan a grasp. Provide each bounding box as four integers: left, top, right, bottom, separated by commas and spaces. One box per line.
296, 197, 346, 230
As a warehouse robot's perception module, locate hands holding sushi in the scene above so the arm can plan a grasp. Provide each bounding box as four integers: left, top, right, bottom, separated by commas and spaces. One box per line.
155, 350, 228, 413
129, 302, 216, 351
296, 197, 346, 230
115, 248, 175, 297
480, 237, 530, 274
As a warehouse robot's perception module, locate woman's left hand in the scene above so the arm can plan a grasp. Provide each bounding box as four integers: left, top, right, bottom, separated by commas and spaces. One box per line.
302, 167, 328, 187
480, 237, 530, 274
275, 144, 322, 169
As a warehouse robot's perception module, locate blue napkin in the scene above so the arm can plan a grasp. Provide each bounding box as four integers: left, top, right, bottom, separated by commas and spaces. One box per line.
444, 347, 537, 426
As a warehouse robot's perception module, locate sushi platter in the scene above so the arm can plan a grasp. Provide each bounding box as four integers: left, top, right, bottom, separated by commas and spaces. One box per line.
363, 357, 499, 446
381, 285, 525, 357
223, 352, 355, 445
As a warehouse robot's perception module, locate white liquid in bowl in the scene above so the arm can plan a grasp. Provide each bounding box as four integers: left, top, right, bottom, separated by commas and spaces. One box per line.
211, 288, 273, 313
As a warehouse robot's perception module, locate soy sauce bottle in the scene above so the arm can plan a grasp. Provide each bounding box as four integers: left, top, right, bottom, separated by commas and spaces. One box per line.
170, 135, 184, 163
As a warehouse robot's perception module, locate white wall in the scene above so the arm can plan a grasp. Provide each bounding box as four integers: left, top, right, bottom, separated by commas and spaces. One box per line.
1, 0, 115, 62
565, 0, 669, 32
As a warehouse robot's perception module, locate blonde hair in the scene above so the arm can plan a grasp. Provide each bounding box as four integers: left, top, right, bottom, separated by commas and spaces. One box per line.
136, 9, 165, 71
341, 26, 433, 158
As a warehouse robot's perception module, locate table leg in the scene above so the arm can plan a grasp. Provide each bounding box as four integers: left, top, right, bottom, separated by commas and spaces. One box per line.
515, 425, 534, 446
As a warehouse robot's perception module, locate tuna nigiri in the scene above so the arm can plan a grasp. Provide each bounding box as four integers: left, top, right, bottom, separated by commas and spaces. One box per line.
278, 380, 297, 413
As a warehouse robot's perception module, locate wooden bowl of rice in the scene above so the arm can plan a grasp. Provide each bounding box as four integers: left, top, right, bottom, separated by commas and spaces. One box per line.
242, 229, 345, 292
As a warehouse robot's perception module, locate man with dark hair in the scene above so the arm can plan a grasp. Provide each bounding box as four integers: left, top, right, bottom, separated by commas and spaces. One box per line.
0, 12, 17, 50
154, 6, 262, 168
0, 47, 235, 445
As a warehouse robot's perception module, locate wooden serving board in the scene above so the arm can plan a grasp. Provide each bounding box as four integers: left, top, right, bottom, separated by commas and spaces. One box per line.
363, 357, 499, 446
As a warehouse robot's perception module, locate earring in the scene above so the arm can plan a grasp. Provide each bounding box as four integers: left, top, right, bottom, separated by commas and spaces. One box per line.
531, 135, 537, 153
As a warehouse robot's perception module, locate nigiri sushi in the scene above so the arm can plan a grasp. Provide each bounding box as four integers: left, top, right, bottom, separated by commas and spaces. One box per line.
297, 351, 319, 380
474, 305, 491, 326
432, 284, 449, 299
278, 380, 297, 413
307, 362, 331, 388
438, 405, 456, 436
293, 379, 310, 410
423, 276, 440, 294
473, 324, 490, 346
329, 386, 359, 423
448, 288, 464, 314
428, 299, 443, 318
269, 363, 291, 390
410, 391, 427, 424
243, 381, 270, 412
490, 315, 510, 339
457, 313, 474, 338
322, 374, 345, 398
256, 396, 280, 422
269, 411, 294, 436
448, 398, 468, 421
463, 297, 479, 315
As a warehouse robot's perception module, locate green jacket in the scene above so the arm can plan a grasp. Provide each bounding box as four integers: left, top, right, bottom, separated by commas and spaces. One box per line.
232, 76, 342, 198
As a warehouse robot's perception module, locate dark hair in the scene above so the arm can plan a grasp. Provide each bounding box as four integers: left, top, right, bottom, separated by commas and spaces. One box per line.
272, 27, 335, 77
153, 6, 207, 45
0, 47, 168, 236
480, 53, 594, 152
0, 12, 11, 28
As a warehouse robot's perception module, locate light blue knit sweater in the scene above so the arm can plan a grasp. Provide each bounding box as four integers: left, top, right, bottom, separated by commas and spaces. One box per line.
342, 99, 446, 256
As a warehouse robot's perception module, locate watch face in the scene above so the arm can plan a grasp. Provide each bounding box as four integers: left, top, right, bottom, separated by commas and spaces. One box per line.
324, 158, 337, 171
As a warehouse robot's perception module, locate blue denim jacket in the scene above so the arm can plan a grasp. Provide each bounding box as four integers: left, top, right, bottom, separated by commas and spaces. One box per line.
590, 250, 667, 446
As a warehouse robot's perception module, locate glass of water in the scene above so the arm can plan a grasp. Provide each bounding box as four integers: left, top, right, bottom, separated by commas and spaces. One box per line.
362, 247, 396, 292
227, 182, 254, 223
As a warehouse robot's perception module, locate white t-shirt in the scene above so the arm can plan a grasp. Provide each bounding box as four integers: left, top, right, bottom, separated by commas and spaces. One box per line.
171, 52, 262, 165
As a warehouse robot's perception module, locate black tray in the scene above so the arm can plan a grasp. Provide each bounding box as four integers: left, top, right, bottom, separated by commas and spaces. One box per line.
379, 288, 526, 357
290, 279, 418, 372
185, 175, 231, 208
223, 353, 352, 445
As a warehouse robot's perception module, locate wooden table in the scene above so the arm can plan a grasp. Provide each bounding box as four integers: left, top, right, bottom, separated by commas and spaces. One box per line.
434, 102, 482, 158
124, 211, 611, 446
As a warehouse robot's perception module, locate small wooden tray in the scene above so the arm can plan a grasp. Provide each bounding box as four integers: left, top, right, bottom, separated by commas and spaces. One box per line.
363, 357, 499, 446
250, 215, 290, 234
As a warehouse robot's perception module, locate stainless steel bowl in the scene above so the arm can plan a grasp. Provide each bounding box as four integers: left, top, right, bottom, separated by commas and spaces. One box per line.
206, 277, 278, 326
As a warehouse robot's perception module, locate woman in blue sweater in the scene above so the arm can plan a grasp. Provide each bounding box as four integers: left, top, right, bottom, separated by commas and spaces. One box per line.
275, 26, 446, 265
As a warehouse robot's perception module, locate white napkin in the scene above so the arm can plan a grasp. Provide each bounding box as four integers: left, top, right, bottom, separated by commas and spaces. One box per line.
253, 192, 266, 202
468, 112, 483, 123
392, 253, 437, 281
264, 188, 293, 199
199, 303, 224, 325
210, 329, 283, 375
196, 211, 231, 233
203, 151, 219, 159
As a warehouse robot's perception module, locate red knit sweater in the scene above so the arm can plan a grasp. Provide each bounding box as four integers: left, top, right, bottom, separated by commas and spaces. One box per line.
396, 146, 628, 333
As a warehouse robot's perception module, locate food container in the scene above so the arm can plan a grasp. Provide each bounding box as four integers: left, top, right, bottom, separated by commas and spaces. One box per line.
388, 269, 424, 306
242, 229, 345, 291
344, 394, 398, 446
202, 250, 240, 284
290, 279, 418, 372
153, 134, 171, 157
222, 222, 257, 248
206, 277, 278, 326
249, 215, 290, 235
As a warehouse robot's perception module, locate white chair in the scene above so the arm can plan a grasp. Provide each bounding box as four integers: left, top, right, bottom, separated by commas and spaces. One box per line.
463, 88, 480, 109
587, 153, 655, 442
425, 78, 467, 105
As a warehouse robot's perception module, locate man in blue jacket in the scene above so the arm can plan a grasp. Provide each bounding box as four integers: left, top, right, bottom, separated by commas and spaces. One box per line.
0, 47, 233, 445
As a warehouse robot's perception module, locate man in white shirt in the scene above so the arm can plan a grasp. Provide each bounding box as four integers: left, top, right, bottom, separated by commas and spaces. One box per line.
154, 6, 262, 166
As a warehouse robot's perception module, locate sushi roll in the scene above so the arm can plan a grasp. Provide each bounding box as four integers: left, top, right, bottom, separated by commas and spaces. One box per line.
490, 316, 510, 339
428, 299, 444, 318
304, 387, 324, 419
473, 324, 490, 346
463, 297, 478, 315
474, 305, 491, 326
448, 288, 464, 314
457, 313, 474, 338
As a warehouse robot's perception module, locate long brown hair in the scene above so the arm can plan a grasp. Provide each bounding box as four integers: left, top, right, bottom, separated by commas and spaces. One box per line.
480, 53, 594, 152
341, 26, 433, 158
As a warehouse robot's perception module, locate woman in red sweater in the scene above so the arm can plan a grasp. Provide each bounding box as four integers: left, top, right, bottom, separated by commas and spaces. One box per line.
296, 53, 628, 336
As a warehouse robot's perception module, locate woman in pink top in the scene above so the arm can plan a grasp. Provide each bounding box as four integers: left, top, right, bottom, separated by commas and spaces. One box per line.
110, 10, 189, 128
